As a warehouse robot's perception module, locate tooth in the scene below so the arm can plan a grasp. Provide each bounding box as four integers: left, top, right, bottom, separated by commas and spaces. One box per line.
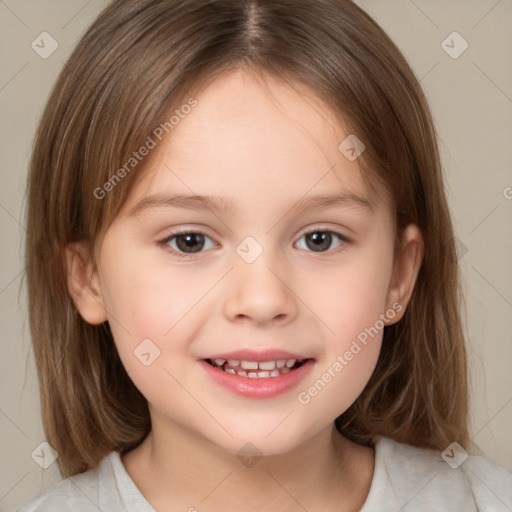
285, 359, 296, 368
258, 371, 270, 378
227, 359, 240, 367
270, 369, 280, 377
237, 370, 247, 377
281, 367, 291, 373
214, 359, 226, 366
259, 361, 276, 370
241, 360, 258, 370
225, 368, 236, 374
276, 360, 286, 368
247, 372, 258, 378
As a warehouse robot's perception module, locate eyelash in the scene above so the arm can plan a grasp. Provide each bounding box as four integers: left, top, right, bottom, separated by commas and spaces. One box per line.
157, 228, 350, 259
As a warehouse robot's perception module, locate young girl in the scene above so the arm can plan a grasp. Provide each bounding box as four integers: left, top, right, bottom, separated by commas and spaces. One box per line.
20, 0, 511, 510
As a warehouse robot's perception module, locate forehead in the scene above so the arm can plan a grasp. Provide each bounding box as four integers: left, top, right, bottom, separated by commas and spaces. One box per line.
121, 68, 390, 218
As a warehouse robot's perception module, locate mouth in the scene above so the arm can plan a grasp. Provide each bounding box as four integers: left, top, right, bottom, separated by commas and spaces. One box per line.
199, 349, 315, 398
199, 350, 315, 399
204, 357, 309, 378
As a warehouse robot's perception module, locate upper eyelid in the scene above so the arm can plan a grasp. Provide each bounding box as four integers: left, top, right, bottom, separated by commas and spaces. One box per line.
160, 225, 349, 238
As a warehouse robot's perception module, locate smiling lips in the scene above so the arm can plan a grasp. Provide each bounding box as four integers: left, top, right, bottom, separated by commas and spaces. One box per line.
200, 349, 314, 398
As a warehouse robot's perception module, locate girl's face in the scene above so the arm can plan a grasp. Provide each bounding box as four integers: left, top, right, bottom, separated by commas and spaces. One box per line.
78, 69, 421, 456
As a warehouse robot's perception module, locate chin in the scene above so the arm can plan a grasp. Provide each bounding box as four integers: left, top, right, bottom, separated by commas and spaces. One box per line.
203, 419, 317, 459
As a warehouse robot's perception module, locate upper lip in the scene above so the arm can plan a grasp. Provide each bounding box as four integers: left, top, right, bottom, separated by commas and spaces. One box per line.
202, 349, 311, 362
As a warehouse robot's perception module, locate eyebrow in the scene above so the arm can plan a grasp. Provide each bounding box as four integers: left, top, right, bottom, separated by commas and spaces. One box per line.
128, 194, 237, 217
127, 192, 374, 218
291, 193, 374, 214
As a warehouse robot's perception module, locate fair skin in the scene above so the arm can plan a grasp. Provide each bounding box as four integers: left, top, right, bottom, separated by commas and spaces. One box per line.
68, 69, 423, 511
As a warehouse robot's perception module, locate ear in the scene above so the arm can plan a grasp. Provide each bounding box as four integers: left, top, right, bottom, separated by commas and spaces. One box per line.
65, 242, 108, 325
385, 224, 424, 324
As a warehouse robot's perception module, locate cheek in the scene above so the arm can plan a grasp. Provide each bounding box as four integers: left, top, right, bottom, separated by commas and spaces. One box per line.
98, 251, 209, 400
102, 246, 218, 399
293, 241, 393, 418
299, 243, 394, 346
100, 248, 206, 339
101, 261, 203, 424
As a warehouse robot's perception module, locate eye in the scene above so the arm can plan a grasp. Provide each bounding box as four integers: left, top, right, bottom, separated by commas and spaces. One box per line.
159, 231, 217, 256
295, 229, 348, 253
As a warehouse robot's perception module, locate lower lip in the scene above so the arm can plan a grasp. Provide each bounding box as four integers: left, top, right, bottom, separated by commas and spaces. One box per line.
199, 359, 315, 399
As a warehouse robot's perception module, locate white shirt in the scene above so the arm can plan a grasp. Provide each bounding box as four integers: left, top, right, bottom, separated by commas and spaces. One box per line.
17, 436, 512, 511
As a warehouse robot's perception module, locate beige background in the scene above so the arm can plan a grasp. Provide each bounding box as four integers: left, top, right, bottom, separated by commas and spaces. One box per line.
1, 0, 511, 510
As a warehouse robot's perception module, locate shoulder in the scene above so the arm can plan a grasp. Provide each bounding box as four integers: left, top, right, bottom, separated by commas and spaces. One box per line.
16, 451, 154, 512
16, 466, 103, 512
361, 436, 512, 512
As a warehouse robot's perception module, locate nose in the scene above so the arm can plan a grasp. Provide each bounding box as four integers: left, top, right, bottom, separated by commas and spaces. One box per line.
222, 252, 298, 326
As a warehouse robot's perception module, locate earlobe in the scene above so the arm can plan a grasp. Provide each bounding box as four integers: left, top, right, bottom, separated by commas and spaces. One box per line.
65, 242, 108, 325
385, 224, 424, 324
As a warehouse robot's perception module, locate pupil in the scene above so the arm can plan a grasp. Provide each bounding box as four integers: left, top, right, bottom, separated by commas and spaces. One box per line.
176, 234, 204, 253
306, 232, 331, 252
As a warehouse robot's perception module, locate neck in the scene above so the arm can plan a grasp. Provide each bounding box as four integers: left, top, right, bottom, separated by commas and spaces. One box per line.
122, 415, 374, 512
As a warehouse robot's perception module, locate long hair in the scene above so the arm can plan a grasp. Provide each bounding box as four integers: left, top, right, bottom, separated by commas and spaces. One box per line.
25, 0, 470, 477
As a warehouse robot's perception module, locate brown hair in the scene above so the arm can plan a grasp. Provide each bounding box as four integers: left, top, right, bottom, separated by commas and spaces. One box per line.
25, 0, 471, 478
